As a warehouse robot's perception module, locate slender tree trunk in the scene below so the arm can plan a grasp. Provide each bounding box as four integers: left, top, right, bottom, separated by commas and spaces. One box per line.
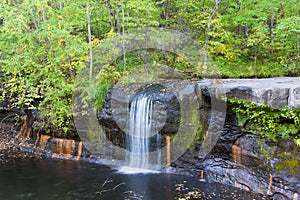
32, 15, 39, 30
201, 0, 206, 9
32, 5, 39, 30
121, 1, 126, 70
203, 0, 219, 68
86, 0, 93, 80
162, 0, 170, 27
235, 0, 242, 11
244, 25, 249, 37
296, 31, 299, 68
270, 9, 275, 54
284, 35, 288, 68
42, 0, 47, 22
280, 0, 285, 18
254, 45, 257, 77
106, 0, 115, 29
60, 0, 63, 10
115, 3, 120, 34
165, 0, 170, 20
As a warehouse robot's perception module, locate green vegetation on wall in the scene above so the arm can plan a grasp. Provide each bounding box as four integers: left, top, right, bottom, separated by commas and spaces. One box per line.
229, 98, 300, 145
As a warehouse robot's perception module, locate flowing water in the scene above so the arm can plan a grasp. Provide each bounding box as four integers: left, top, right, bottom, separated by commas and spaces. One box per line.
125, 89, 162, 171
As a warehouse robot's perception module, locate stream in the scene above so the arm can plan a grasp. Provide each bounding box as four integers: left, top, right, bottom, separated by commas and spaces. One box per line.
0, 156, 272, 200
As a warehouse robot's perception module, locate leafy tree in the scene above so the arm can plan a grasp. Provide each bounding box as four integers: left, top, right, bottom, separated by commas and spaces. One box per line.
0, 1, 88, 137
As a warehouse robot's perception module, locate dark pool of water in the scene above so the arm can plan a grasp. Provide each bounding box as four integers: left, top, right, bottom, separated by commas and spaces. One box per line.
0, 158, 271, 200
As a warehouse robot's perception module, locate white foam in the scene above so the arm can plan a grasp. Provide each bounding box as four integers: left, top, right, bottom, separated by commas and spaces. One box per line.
117, 166, 160, 174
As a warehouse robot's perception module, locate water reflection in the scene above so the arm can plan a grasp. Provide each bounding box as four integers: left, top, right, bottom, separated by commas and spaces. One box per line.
0, 158, 271, 200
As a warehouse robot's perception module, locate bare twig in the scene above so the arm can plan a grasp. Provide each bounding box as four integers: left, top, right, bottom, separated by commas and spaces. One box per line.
95, 178, 125, 195
102, 178, 113, 187
112, 182, 125, 190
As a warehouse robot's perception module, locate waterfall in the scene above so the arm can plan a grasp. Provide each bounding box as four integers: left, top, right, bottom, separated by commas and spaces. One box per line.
125, 92, 161, 170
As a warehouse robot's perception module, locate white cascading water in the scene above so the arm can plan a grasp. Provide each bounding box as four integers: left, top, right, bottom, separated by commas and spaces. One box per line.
125, 93, 161, 170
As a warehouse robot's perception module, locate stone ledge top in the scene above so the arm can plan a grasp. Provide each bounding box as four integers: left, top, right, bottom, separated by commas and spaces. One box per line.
197, 77, 300, 109
221, 77, 300, 89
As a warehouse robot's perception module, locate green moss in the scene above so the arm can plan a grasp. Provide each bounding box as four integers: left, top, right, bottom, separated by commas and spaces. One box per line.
275, 163, 285, 171
286, 158, 299, 168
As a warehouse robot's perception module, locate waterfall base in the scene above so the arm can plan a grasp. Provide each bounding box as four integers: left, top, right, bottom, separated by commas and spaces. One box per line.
117, 166, 160, 174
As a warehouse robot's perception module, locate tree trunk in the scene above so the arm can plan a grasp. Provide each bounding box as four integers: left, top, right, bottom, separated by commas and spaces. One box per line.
60, 0, 63, 10
280, 0, 285, 18
42, 0, 47, 22
203, 0, 219, 68
162, 0, 170, 27
296, 31, 299, 68
270, 9, 275, 54
121, 1, 126, 70
86, 0, 93, 80
106, 0, 115, 29
254, 45, 257, 77
115, 3, 120, 34
165, 0, 170, 20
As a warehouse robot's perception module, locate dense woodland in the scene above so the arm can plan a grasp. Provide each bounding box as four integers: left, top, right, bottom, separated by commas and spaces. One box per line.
0, 0, 299, 140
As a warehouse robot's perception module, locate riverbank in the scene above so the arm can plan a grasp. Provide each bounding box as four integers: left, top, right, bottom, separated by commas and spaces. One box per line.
0, 133, 42, 164
1, 124, 298, 199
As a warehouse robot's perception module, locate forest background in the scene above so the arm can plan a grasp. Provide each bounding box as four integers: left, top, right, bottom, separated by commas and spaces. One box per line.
0, 0, 299, 140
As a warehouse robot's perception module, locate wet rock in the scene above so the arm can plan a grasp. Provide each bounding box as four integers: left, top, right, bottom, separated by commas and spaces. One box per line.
173, 124, 300, 200
97, 84, 182, 147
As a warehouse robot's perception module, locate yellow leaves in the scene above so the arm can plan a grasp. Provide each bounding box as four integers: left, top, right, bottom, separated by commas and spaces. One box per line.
69, 53, 75, 58
106, 28, 116, 38
57, 15, 63, 20
176, 56, 184, 62
60, 60, 83, 70
92, 38, 102, 45
219, 44, 226, 55
50, 66, 56, 72
57, 38, 66, 46
58, 21, 62, 29
212, 42, 236, 61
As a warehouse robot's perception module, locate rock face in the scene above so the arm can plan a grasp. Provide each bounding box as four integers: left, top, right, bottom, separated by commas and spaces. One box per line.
172, 121, 300, 200
198, 77, 300, 109
97, 84, 181, 148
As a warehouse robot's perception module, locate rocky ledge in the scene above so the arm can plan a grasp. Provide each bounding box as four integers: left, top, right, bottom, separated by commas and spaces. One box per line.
198, 77, 300, 109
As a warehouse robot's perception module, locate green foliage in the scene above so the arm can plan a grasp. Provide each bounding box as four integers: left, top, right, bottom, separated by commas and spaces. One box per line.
229, 98, 300, 145
1, 0, 300, 138
94, 65, 121, 111
0, 0, 88, 135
